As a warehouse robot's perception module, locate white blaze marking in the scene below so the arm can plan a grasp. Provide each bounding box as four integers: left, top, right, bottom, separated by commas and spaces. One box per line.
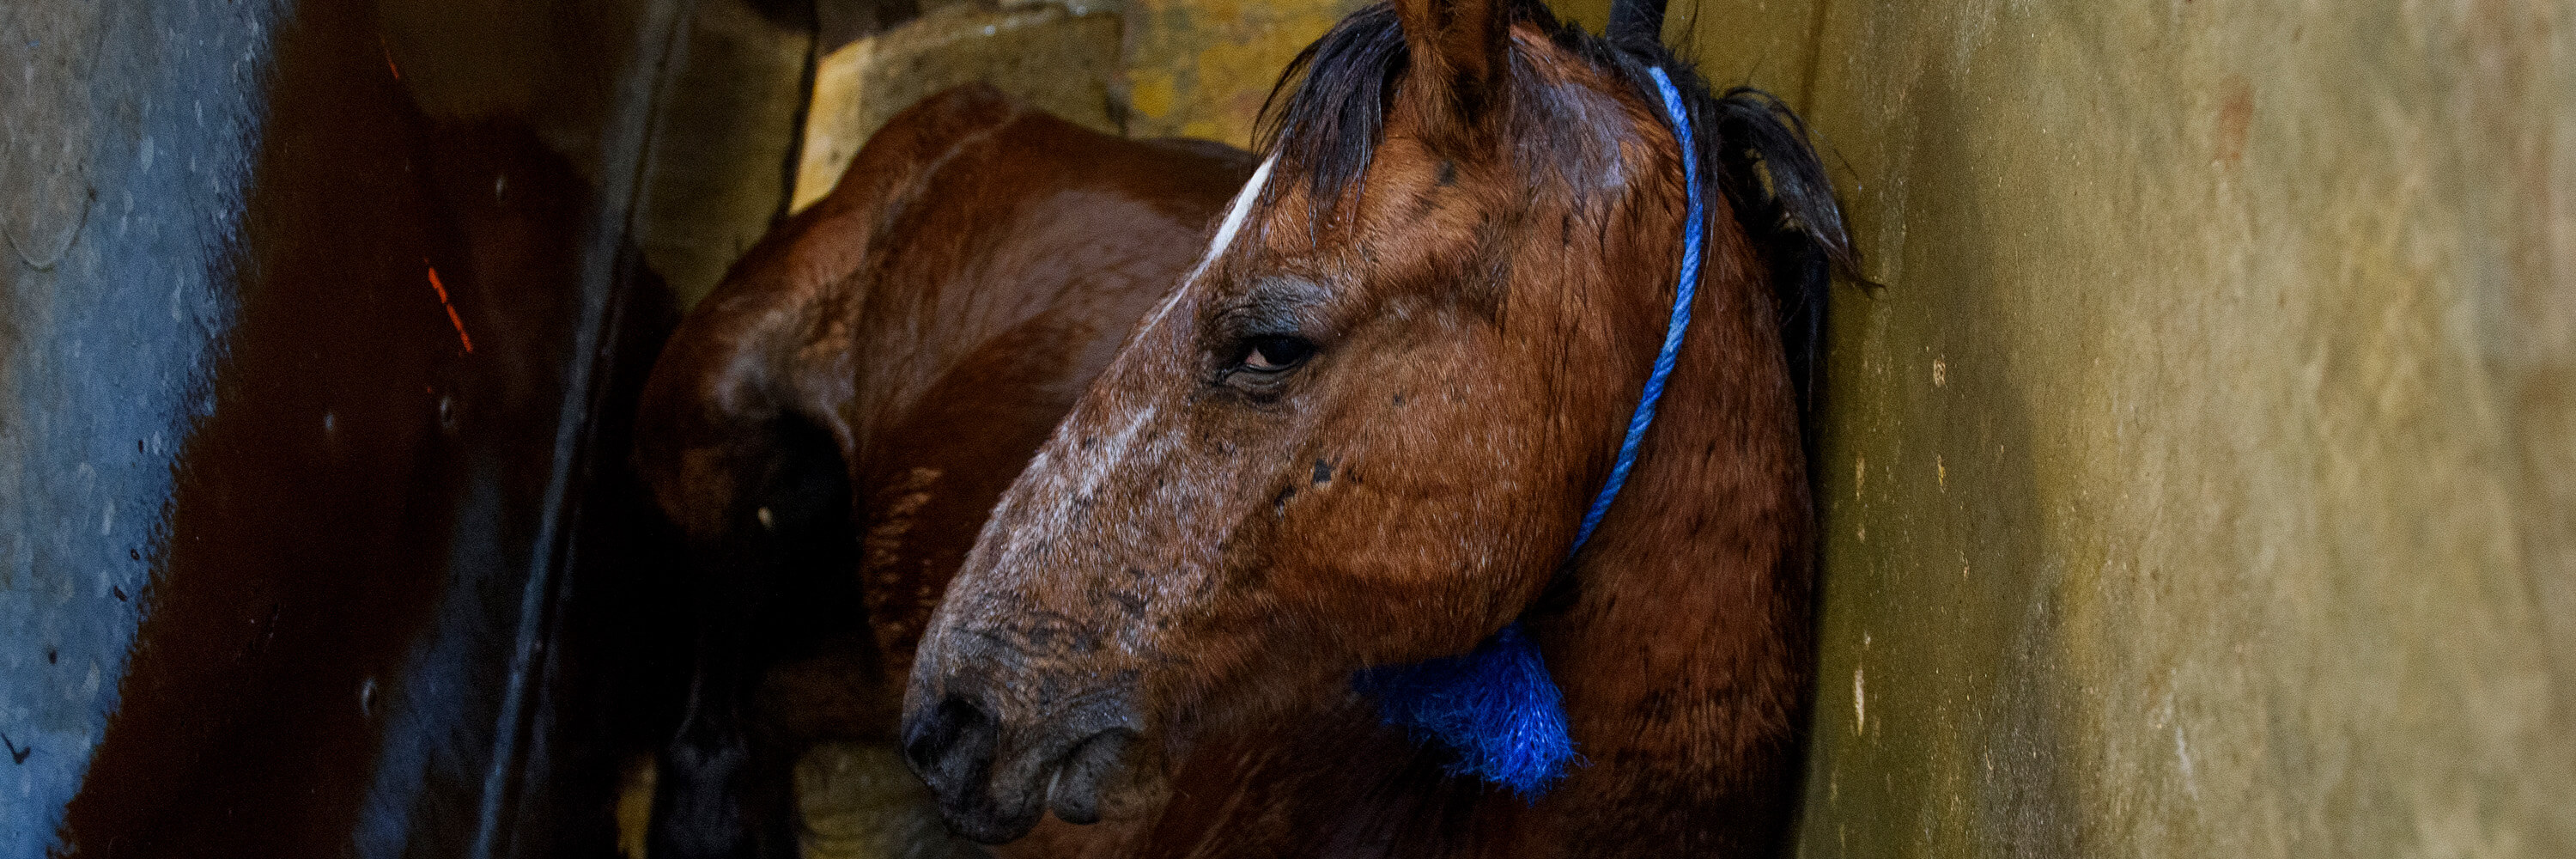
1144, 155, 1276, 332
1042, 160, 1279, 549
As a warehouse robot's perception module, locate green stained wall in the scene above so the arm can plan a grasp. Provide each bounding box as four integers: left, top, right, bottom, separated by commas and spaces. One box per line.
1663, 2, 2576, 856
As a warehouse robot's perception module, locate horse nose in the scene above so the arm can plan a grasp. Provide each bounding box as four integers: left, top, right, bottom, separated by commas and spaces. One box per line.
902, 691, 999, 805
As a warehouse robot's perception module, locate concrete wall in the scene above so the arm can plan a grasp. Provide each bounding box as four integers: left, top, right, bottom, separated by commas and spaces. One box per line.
1667, 3, 2576, 856
1118, 0, 1368, 143
781, 0, 1370, 228
791, 2, 1125, 215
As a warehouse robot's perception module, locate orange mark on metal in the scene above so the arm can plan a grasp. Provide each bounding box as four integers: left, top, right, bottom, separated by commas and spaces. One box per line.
382, 39, 401, 80
426, 264, 474, 354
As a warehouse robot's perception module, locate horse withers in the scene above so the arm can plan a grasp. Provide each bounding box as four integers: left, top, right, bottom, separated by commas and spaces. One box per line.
901, 0, 1855, 855
632, 85, 1255, 858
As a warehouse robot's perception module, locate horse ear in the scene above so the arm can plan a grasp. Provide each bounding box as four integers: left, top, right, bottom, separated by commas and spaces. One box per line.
1607, 0, 1669, 49
1393, 0, 1510, 141
1607, 0, 1668, 49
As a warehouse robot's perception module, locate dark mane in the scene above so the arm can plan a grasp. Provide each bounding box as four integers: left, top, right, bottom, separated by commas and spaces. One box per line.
1254, 0, 1858, 413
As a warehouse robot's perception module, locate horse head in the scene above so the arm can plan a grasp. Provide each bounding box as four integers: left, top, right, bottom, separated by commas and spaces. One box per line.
901, 0, 1851, 844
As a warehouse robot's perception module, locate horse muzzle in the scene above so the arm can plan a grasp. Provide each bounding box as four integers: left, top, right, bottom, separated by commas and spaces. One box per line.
899, 667, 1145, 844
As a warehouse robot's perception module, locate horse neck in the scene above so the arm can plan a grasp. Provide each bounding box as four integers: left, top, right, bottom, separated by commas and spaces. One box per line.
1523, 220, 1816, 852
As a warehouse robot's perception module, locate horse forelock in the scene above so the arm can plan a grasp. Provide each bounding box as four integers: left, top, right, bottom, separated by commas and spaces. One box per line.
1257, 2, 1668, 216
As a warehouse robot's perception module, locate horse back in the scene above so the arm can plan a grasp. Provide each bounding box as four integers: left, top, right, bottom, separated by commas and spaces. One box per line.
634, 82, 1255, 735
641, 83, 1248, 533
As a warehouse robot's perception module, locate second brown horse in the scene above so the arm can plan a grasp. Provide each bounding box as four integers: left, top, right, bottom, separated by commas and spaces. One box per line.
634, 84, 1254, 857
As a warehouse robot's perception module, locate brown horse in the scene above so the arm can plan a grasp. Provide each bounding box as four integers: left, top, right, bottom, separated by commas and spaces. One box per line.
633, 85, 1255, 858
900, 0, 1854, 855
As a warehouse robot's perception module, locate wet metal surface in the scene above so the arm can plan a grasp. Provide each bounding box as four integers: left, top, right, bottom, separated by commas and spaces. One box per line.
2, 0, 699, 856
0, 2, 284, 855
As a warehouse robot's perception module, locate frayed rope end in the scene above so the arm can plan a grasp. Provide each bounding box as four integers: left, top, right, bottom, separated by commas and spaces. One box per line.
1353, 623, 1580, 797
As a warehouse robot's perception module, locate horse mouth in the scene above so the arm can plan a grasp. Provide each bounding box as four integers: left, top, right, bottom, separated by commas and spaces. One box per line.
925, 727, 1135, 844
903, 687, 1145, 844
1042, 728, 1133, 825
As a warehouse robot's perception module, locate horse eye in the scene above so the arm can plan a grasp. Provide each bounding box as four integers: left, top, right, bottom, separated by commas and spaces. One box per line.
1240, 335, 1315, 372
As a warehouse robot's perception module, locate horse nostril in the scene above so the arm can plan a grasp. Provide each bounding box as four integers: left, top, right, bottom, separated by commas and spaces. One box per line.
903, 692, 999, 782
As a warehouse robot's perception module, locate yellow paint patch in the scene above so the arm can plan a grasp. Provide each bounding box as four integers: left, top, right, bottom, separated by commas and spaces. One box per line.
1129, 71, 1180, 121
1122, 0, 1365, 146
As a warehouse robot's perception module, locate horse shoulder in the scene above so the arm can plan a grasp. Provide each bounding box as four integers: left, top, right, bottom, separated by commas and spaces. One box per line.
635, 84, 1036, 540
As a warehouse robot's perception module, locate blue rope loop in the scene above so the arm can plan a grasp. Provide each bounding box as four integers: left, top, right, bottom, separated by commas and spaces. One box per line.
1358, 66, 1707, 796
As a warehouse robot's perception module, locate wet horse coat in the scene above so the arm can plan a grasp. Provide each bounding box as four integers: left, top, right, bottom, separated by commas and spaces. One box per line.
633, 85, 1255, 858
637, 0, 1852, 854
902, 0, 1853, 856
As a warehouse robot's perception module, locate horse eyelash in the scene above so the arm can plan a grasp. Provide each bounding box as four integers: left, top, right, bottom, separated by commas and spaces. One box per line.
1208, 277, 1332, 340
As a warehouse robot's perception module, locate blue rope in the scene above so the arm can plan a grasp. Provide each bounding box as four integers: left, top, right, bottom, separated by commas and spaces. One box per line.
1358, 66, 1708, 796
1572, 67, 1704, 553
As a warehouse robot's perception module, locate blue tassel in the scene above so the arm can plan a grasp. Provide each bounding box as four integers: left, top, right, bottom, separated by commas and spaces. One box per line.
1354, 623, 1577, 796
